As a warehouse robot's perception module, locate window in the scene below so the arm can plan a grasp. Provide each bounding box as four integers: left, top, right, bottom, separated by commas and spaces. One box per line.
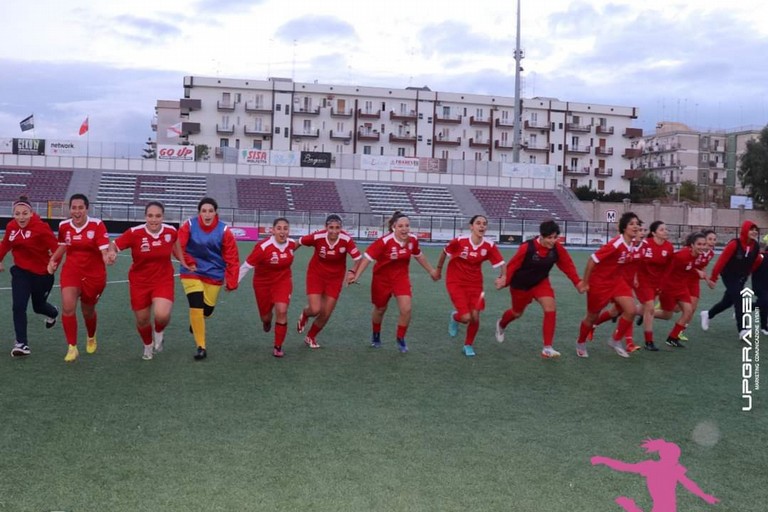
284, 127, 288, 137
221, 115, 230, 127
222, 92, 231, 104
529, 155, 536, 163
364, 100, 373, 114
529, 134, 537, 147
501, 132, 509, 145
442, 106, 450, 117
441, 150, 449, 159
235, 139, 240, 149
397, 148, 405, 156
501, 110, 509, 122
571, 136, 579, 147
476, 108, 484, 119
276, 104, 282, 112
363, 145, 372, 155
570, 157, 578, 168
475, 152, 483, 161
570, 179, 578, 189
399, 103, 407, 114
380, 147, 384, 155
285, 105, 290, 115
598, 180, 605, 191
254, 94, 264, 109
274, 127, 280, 134
475, 130, 483, 140
234, 93, 241, 103
252, 140, 262, 149
303, 119, 312, 133
531, 112, 538, 123
219, 139, 229, 147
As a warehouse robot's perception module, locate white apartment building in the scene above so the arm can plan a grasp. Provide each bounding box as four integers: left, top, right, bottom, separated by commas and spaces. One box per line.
161, 75, 642, 193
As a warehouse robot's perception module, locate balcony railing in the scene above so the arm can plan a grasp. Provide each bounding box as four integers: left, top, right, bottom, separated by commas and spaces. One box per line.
623, 148, 642, 159
433, 136, 461, 146
594, 167, 613, 177
294, 107, 321, 116
623, 127, 643, 138
389, 133, 417, 144
357, 109, 381, 119
565, 144, 591, 154
245, 102, 271, 113
217, 101, 235, 111
623, 169, 645, 179
357, 130, 380, 141
244, 126, 271, 136
469, 116, 491, 126
293, 129, 320, 138
390, 110, 417, 121
469, 138, 491, 148
330, 130, 353, 141
180, 122, 200, 135
566, 123, 591, 132
434, 114, 462, 124
495, 118, 515, 128
595, 146, 614, 156
180, 99, 201, 112
216, 124, 235, 134
494, 140, 514, 150
564, 166, 591, 176
524, 120, 549, 130
596, 125, 615, 135
330, 108, 354, 117
523, 143, 549, 152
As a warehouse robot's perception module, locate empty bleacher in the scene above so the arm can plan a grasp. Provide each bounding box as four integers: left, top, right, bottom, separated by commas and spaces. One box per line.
0, 168, 73, 202
236, 178, 343, 212
361, 184, 462, 216
471, 188, 578, 221
97, 172, 207, 208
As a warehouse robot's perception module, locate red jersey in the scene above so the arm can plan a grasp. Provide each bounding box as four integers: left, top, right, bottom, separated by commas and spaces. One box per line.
300, 229, 362, 278
661, 247, 698, 287
637, 238, 675, 285
364, 233, 422, 281
57, 217, 109, 276
0, 213, 58, 275
245, 236, 297, 284
114, 223, 178, 286
691, 248, 715, 281
444, 236, 504, 286
589, 235, 637, 287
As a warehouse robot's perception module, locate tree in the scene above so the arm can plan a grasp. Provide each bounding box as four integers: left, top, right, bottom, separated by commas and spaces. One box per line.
678, 180, 699, 202
142, 138, 156, 159
738, 125, 768, 207
629, 174, 667, 203
195, 144, 209, 161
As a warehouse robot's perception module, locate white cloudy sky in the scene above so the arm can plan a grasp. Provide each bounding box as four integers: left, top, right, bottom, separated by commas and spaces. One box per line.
2, 0, 767, 144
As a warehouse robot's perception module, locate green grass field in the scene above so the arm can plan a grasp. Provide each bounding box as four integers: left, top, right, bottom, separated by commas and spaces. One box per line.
0, 244, 765, 511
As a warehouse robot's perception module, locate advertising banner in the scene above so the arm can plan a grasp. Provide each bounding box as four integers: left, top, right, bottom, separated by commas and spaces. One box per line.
300, 151, 332, 168
0, 138, 12, 154
46, 140, 79, 156
13, 138, 45, 155
157, 144, 195, 161
239, 149, 269, 165
270, 151, 300, 167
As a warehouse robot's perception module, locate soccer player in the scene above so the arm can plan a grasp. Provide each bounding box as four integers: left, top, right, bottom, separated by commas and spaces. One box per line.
178, 197, 240, 361
435, 215, 505, 357
656, 232, 711, 348
0, 196, 59, 357
575, 211, 642, 358
635, 220, 675, 351
47, 194, 110, 363
109, 202, 187, 360
495, 219, 584, 358
296, 214, 362, 349
701, 220, 762, 337
347, 211, 439, 353
239, 217, 298, 358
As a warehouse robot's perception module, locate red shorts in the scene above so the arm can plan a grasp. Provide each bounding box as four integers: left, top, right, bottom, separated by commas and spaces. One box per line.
306, 272, 344, 300
129, 277, 175, 311
60, 266, 106, 305
371, 275, 411, 308
687, 279, 701, 299
253, 278, 293, 317
510, 279, 555, 313
447, 283, 484, 317
587, 280, 633, 314
659, 287, 692, 312
634, 282, 660, 304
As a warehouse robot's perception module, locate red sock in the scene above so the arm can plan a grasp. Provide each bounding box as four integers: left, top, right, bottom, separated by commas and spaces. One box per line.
577, 320, 592, 343
84, 312, 97, 338
644, 330, 654, 343
465, 320, 479, 346
63, 314, 78, 346
452, 311, 465, 324
669, 322, 685, 340
372, 321, 382, 333
542, 311, 556, 347
612, 317, 632, 342
274, 322, 287, 348
500, 309, 517, 329
138, 324, 153, 346
154, 319, 167, 333
396, 324, 407, 339
596, 309, 615, 326
307, 323, 322, 339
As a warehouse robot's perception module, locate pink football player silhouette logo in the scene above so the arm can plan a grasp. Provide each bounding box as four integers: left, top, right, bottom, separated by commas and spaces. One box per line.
591, 439, 719, 511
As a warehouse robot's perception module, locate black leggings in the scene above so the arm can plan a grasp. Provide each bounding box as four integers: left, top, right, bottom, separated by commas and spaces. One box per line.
11, 266, 58, 344
707, 276, 748, 332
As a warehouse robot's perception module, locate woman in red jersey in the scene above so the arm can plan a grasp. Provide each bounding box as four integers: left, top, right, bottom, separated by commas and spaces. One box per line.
435, 215, 505, 357
47, 194, 110, 363
495, 220, 584, 359
0, 196, 59, 357
239, 217, 298, 358
108, 201, 188, 360
575, 211, 642, 359
689, 229, 717, 314
296, 214, 362, 349
634, 220, 675, 351
656, 232, 711, 348
347, 211, 439, 353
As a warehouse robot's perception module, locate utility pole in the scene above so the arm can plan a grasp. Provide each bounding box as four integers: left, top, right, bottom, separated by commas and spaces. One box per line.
512, 0, 524, 163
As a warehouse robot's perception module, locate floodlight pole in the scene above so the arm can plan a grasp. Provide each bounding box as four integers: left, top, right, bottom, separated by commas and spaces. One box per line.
512, 0, 524, 163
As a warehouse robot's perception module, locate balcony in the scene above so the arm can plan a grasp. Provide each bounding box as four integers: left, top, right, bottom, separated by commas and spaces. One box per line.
180, 122, 200, 135
331, 108, 354, 117
390, 110, 417, 121
357, 109, 381, 119
623, 169, 645, 179
623, 127, 643, 138
565, 144, 591, 154
389, 133, 417, 144
245, 102, 271, 113
524, 119, 549, 130
294, 107, 321, 116
564, 167, 591, 176
595, 168, 613, 177
217, 101, 235, 111
434, 114, 462, 124
495, 118, 515, 128
293, 129, 320, 139
433, 136, 461, 146
469, 116, 491, 126
150, 117, 157, 132
244, 126, 271, 136
595, 146, 614, 156
523, 142, 549, 152
709, 160, 724, 169
623, 148, 642, 159
179, 98, 201, 112
469, 138, 491, 148
330, 130, 353, 141
596, 125, 614, 135
566, 123, 591, 132
357, 130, 380, 141
216, 124, 235, 134
494, 140, 514, 150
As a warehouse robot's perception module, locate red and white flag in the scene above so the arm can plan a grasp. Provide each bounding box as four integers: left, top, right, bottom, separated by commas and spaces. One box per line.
166, 122, 182, 138
79, 117, 89, 135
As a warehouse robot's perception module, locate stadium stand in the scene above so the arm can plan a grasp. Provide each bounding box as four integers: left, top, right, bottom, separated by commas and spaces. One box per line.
97, 172, 207, 207
471, 188, 579, 221
236, 178, 343, 212
361, 183, 462, 216
0, 168, 73, 202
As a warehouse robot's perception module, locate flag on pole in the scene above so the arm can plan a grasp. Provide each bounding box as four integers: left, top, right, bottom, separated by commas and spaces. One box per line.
20, 114, 34, 132
79, 117, 89, 135
166, 122, 183, 138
